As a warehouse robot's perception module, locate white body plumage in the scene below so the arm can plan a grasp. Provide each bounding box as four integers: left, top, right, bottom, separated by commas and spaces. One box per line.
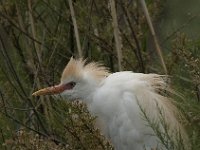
33, 58, 188, 150
89, 72, 162, 150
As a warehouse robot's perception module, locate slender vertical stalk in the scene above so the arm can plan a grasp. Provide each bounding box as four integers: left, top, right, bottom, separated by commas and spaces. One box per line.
68, 0, 83, 58
139, 0, 168, 74
28, 0, 41, 63
197, 85, 200, 102
110, 0, 123, 71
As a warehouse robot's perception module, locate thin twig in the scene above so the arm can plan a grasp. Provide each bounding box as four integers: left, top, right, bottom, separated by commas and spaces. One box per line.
0, 88, 7, 114
0, 12, 48, 51
0, 109, 66, 145
0, 35, 48, 135
162, 15, 198, 44
1, 106, 34, 111
120, 2, 145, 72
196, 85, 200, 102
0, 128, 7, 150
28, 0, 41, 63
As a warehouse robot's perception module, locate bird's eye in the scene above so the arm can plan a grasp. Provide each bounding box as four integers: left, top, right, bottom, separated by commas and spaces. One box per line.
69, 81, 76, 88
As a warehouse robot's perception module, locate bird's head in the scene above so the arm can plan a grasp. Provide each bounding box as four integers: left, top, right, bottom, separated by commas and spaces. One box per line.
32, 57, 110, 101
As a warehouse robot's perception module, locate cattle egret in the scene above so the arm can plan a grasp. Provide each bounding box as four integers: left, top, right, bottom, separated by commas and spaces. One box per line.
33, 58, 188, 150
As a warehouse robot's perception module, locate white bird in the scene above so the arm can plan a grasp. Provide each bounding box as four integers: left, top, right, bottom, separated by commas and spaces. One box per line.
33, 58, 188, 150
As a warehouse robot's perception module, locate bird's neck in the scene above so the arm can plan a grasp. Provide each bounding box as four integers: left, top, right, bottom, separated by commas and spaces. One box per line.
81, 83, 99, 104
81, 74, 104, 104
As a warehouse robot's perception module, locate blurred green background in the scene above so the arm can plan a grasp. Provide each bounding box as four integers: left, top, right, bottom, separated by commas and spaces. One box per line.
0, 0, 199, 149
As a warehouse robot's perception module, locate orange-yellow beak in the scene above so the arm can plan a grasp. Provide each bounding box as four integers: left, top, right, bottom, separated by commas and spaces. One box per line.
32, 84, 67, 96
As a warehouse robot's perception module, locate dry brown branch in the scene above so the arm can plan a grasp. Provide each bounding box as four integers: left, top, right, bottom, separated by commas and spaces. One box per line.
110, 0, 123, 71
68, 0, 83, 57
139, 0, 168, 74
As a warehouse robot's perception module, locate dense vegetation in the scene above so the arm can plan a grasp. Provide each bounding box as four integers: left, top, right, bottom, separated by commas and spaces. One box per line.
0, 0, 199, 149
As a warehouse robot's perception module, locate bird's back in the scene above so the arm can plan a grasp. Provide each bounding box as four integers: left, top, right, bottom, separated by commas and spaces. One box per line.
89, 71, 186, 150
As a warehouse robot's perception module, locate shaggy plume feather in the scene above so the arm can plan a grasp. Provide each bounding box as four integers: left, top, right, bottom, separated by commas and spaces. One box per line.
61, 57, 110, 82
135, 74, 189, 148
